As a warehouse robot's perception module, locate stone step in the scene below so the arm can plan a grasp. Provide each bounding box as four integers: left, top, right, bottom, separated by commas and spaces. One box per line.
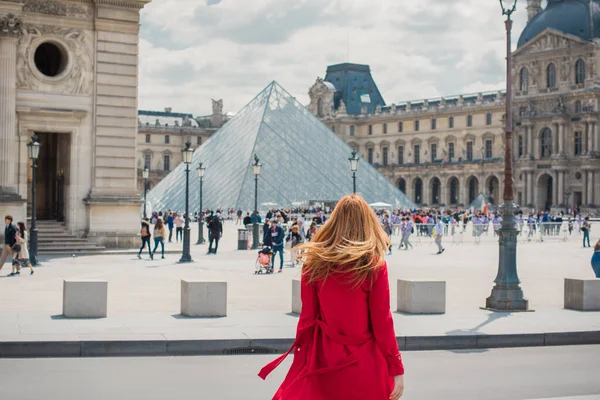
38, 241, 92, 246
38, 245, 106, 252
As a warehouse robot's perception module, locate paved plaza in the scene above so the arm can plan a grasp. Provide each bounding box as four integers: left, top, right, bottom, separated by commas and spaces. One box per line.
0, 222, 598, 350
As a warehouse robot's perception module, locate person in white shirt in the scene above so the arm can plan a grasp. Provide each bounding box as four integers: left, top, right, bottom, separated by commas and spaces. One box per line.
434, 216, 445, 254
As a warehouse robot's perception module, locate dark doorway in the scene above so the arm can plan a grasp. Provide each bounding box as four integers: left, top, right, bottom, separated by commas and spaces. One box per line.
414, 178, 423, 204
430, 177, 441, 205
449, 177, 459, 205
468, 177, 479, 204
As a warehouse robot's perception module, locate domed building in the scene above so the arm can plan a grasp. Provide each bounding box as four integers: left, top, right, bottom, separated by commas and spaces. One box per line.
309, 0, 600, 214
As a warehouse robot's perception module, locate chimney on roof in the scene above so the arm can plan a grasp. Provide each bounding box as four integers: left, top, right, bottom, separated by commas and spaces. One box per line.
527, 0, 542, 22
165, 107, 172, 113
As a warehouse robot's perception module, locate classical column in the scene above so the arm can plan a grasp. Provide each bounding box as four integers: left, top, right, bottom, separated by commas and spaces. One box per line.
587, 122, 593, 155
0, 14, 22, 197
552, 123, 559, 156
527, 171, 534, 207
593, 121, 599, 154
534, 131, 540, 159
558, 123, 565, 155
528, 126, 534, 159
587, 170, 594, 206
557, 170, 564, 206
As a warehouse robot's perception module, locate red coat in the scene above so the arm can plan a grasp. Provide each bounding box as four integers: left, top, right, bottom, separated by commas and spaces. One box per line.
259, 262, 404, 400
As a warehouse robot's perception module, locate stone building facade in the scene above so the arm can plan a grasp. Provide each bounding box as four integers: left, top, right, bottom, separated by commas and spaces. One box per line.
0, 0, 150, 247
309, 0, 600, 214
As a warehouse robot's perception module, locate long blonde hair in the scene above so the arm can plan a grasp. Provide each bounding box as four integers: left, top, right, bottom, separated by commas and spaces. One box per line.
297, 194, 390, 287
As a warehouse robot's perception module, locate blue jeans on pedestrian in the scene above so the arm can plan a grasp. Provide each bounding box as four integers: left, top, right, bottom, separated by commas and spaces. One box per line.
271, 245, 284, 271
592, 252, 600, 278
152, 237, 164, 257
583, 229, 591, 247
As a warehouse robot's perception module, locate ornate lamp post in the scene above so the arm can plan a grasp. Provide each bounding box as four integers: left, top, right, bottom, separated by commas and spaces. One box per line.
142, 168, 149, 219
179, 141, 195, 263
196, 163, 206, 245
486, 0, 529, 311
251, 154, 262, 250
349, 150, 359, 194
564, 188, 572, 216
27, 135, 40, 266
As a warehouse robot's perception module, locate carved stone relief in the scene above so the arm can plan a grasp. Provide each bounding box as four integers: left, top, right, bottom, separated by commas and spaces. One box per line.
21, 0, 93, 20
0, 13, 24, 39
16, 24, 94, 95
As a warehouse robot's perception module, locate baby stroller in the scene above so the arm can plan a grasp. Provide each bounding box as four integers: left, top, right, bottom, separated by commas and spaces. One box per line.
255, 246, 274, 274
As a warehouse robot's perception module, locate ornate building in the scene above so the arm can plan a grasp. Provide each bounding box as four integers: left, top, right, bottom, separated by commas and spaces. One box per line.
136, 99, 228, 193
309, 0, 600, 214
0, 0, 151, 248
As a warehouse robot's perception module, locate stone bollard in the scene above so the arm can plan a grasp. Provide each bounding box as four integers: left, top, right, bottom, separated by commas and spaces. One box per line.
397, 279, 446, 314
63, 280, 108, 318
564, 278, 600, 311
292, 278, 302, 314
181, 280, 227, 317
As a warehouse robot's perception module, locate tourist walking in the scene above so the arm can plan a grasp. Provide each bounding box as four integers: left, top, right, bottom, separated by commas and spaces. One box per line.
592, 239, 600, 278
306, 221, 318, 241
8, 222, 34, 276
285, 225, 303, 267
0, 215, 17, 271
399, 217, 413, 250
434, 215, 445, 254
174, 213, 184, 243
167, 212, 174, 242
383, 214, 393, 255
236, 209, 243, 225
259, 194, 405, 400
137, 219, 153, 259
152, 218, 166, 259
264, 218, 285, 273
208, 215, 223, 254
582, 217, 591, 248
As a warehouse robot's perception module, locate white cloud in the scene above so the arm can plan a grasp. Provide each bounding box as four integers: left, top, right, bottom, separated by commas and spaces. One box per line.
138, 0, 528, 115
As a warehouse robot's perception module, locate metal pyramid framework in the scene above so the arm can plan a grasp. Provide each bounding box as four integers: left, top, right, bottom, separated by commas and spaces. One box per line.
147, 81, 414, 212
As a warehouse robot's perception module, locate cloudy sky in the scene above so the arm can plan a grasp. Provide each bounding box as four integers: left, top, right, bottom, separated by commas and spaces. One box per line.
138, 0, 529, 116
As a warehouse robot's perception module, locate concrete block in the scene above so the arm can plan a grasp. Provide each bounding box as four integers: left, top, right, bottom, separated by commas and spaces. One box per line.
181, 280, 227, 317
0, 341, 81, 358
564, 278, 600, 311
81, 340, 166, 357
405, 335, 476, 351
397, 280, 446, 314
292, 279, 302, 314
167, 339, 251, 356
476, 333, 545, 349
544, 331, 600, 346
63, 280, 108, 318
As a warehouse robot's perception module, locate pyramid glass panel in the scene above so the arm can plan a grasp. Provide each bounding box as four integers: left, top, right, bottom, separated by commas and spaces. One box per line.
147, 82, 415, 213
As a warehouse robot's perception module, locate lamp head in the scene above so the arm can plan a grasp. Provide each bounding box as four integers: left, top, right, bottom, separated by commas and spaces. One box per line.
143, 168, 149, 179
27, 136, 40, 160
499, 0, 517, 17
349, 150, 359, 172
197, 162, 206, 178
182, 141, 194, 164
252, 154, 262, 176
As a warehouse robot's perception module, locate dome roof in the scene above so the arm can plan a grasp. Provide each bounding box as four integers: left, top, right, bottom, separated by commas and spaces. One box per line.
517, 0, 600, 47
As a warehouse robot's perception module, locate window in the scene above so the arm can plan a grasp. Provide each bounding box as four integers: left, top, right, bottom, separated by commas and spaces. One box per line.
197, 136, 202, 145
414, 120, 420, 131
575, 100, 582, 113
144, 153, 151, 170
145, 134, 150, 144
317, 98, 324, 117
540, 128, 552, 158
485, 139, 493, 159
448, 142, 455, 161
520, 67, 529, 91
467, 115, 473, 127
398, 122, 403, 133
163, 155, 170, 172
518, 135, 524, 157
547, 63, 557, 88
383, 123, 388, 134
574, 131, 583, 155
449, 116, 454, 128
367, 148, 373, 164
431, 119, 437, 130
350, 125, 355, 136
466, 141, 473, 161
398, 146, 404, 165
414, 144, 420, 164
486, 112, 492, 126
368, 125, 373, 135
575, 59, 586, 85
164, 135, 170, 144
430, 143, 437, 162
383, 147, 388, 166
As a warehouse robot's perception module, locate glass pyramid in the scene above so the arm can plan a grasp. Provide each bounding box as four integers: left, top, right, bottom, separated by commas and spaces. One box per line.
147, 81, 415, 213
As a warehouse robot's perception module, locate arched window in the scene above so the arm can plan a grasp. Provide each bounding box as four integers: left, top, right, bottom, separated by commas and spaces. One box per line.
349, 125, 355, 136
575, 59, 586, 85
520, 68, 529, 92
414, 178, 423, 204
317, 98, 324, 117
547, 63, 556, 88
398, 178, 406, 194
540, 128, 552, 158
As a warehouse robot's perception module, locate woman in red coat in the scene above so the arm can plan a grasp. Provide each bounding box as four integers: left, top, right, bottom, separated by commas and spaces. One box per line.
259, 194, 405, 400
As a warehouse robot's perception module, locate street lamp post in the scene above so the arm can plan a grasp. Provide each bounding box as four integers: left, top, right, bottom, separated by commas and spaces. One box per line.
251, 154, 262, 250
27, 135, 40, 266
564, 189, 572, 216
486, 0, 529, 311
142, 168, 149, 219
179, 141, 195, 263
349, 151, 359, 194
196, 163, 206, 245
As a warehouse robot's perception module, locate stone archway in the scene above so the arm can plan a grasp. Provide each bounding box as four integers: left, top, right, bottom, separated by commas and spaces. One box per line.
397, 178, 406, 194
448, 176, 459, 205
430, 177, 441, 205
485, 175, 500, 205
413, 177, 423, 204
537, 173, 553, 211
467, 176, 479, 205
